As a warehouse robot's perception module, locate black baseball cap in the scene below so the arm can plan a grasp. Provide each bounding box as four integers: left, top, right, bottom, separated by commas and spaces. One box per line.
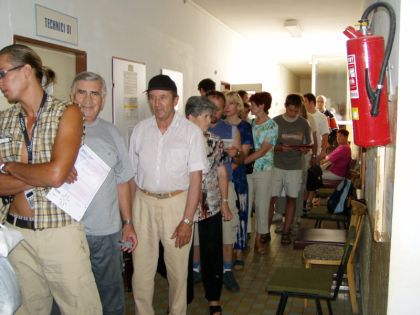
146, 74, 177, 94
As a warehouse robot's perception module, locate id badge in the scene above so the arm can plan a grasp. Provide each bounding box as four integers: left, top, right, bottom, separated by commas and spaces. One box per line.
24, 189, 35, 209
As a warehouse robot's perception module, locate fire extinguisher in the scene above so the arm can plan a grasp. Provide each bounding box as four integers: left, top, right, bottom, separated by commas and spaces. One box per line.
343, 2, 396, 147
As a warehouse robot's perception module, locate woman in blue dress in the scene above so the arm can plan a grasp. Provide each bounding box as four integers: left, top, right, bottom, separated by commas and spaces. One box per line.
224, 91, 253, 269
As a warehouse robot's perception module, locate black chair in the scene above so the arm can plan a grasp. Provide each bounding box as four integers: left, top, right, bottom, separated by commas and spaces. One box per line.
304, 205, 349, 229
266, 226, 356, 315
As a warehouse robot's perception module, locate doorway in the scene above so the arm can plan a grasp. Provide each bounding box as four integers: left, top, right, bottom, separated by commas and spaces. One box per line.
13, 35, 86, 102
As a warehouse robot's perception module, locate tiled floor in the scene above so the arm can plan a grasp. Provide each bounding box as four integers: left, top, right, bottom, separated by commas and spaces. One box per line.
125, 218, 354, 315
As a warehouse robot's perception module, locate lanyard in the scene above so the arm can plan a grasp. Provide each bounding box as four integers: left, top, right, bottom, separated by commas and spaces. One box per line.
18, 93, 47, 164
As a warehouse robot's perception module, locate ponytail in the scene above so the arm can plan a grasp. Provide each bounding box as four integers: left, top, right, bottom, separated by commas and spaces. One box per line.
41, 66, 56, 88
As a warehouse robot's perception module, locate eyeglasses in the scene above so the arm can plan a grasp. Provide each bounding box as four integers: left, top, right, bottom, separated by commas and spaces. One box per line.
0, 65, 25, 79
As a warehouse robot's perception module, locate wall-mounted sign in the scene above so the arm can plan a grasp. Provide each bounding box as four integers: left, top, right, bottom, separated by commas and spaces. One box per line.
35, 4, 78, 45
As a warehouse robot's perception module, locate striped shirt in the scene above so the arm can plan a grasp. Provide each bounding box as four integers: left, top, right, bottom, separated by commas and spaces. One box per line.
0, 96, 79, 229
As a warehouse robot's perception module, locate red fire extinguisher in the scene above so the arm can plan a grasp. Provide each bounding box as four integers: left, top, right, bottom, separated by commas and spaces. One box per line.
343, 2, 396, 147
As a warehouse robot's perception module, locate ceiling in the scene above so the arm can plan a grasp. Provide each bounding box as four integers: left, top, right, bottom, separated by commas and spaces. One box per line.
191, 0, 365, 77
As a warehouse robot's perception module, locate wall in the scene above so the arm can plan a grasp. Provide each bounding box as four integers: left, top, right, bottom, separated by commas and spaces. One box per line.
316, 71, 348, 118
358, 0, 399, 311
356, 0, 420, 314
387, 0, 420, 314
275, 63, 301, 116
0, 0, 281, 122
299, 78, 311, 95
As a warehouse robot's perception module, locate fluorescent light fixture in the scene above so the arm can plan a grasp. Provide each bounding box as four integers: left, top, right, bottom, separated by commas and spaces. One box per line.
284, 19, 302, 37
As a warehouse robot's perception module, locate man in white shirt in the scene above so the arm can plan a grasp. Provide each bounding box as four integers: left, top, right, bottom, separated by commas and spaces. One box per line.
129, 75, 207, 315
303, 93, 329, 161
303, 93, 330, 210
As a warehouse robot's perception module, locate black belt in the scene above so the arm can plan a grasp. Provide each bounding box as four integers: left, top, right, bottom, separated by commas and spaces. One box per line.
6, 213, 35, 230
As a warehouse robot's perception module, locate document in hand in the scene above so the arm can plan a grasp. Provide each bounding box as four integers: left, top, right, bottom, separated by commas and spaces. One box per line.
46, 144, 111, 221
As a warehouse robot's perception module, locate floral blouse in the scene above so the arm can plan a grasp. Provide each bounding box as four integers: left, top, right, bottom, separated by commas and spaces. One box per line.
195, 131, 227, 221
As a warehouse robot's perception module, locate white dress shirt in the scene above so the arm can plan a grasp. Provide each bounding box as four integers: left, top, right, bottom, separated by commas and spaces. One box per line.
129, 112, 207, 192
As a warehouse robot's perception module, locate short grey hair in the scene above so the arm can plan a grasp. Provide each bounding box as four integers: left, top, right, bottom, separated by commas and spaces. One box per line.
185, 96, 217, 117
70, 71, 107, 96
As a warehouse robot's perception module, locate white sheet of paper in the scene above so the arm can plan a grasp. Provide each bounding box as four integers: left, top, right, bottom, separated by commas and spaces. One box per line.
46, 144, 111, 221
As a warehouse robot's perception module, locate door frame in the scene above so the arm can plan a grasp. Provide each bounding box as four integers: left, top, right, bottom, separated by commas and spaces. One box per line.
13, 35, 86, 74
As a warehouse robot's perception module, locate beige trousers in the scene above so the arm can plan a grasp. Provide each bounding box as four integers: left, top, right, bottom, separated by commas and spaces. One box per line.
6, 222, 102, 315
222, 181, 239, 244
248, 170, 273, 234
132, 190, 191, 315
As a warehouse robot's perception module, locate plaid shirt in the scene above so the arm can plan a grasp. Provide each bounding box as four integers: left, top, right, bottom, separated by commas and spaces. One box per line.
0, 95, 78, 229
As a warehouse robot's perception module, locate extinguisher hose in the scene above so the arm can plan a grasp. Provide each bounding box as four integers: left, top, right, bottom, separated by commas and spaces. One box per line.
361, 2, 396, 117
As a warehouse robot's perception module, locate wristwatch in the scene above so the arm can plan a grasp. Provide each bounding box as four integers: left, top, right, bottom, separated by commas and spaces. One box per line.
182, 217, 193, 226
122, 219, 133, 225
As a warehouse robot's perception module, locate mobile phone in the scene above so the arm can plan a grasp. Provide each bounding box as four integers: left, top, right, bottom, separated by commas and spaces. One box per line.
118, 240, 133, 249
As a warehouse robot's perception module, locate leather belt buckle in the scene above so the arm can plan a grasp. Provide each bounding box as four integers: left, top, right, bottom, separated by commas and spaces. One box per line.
156, 193, 169, 199
140, 189, 183, 199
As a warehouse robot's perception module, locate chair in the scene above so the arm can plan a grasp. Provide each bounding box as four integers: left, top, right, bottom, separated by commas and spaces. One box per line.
293, 200, 365, 250
305, 205, 349, 229
266, 226, 356, 315
302, 200, 367, 314
305, 176, 357, 228
309, 159, 358, 209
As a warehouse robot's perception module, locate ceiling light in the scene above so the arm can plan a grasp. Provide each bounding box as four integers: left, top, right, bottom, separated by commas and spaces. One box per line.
284, 19, 302, 38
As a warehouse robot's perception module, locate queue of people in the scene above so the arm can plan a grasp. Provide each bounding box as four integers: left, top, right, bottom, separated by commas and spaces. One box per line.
0, 44, 347, 315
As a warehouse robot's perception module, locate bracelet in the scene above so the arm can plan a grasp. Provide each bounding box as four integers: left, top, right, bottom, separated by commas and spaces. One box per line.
0, 163, 7, 174
182, 217, 193, 226
312, 154, 317, 158
222, 199, 229, 203
235, 150, 241, 157
122, 219, 133, 225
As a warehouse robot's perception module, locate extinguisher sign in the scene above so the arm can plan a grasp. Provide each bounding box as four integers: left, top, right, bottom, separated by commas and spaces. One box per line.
347, 55, 359, 99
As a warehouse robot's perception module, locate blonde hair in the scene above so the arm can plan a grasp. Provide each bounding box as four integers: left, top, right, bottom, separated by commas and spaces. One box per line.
225, 91, 244, 116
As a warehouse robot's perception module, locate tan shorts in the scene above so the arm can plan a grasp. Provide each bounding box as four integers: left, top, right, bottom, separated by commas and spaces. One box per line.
271, 168, 303, 198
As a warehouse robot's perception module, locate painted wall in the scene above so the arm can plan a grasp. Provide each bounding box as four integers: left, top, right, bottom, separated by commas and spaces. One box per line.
358, 0, 400, 311
0, 0, 281, 122
316, 71, 348, 119
299, 78, 311, 95
275, 63, 300, 116
387, 0, 420, 314
356, 0, 420, 314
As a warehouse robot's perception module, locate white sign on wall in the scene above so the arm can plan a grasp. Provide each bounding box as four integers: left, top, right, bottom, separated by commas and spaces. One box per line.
112, 57, 148, 146
35, 4, 78, 45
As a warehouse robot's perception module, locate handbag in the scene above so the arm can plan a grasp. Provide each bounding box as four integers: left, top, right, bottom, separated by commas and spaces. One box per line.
306, 164, 323, 190
245, 148, 254, 175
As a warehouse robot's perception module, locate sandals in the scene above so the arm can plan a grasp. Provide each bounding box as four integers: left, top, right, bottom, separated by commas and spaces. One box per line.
209, 305, 222, 315
281, 233, 292, 245
261, 232, 271, 243
254, 242, 266, 255
233, 259, 244, 271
